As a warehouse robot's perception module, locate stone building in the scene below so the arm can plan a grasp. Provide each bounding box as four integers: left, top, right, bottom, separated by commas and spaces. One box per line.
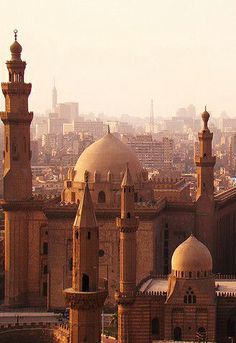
1, 33, 236, 326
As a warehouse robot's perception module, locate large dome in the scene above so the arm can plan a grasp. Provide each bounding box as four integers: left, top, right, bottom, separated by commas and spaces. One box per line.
171, 235, 212, 277
73, 132, 143, 183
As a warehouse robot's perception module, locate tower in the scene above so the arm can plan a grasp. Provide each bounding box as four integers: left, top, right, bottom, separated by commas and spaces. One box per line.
52, 79, 57, 112
0, 31, 34, 306
195, 107, 216, 201
0, 30, 33, 201
149, 98, 154, 134
64, 182, 107, 343
195, 108, 216, 257
115, 165, 139, 343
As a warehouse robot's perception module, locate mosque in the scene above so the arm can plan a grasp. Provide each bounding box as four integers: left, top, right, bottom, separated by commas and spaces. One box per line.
0, 34, 236, 343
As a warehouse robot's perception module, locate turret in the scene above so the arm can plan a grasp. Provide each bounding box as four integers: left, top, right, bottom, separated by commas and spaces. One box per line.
116, 165, 139, 343
64, 182, 107, 343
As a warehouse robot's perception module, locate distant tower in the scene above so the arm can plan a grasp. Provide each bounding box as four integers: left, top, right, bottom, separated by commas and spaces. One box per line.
150, 98, 154, 134
195, 107, 216, 201
195, 107, 216, 257
115, 165, 139, 343
52, 79, 57, 112
64, 182, 107, 343
0, 31, 33, 306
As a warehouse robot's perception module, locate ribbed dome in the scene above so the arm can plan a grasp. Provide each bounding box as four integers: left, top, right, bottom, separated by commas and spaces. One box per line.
171, 235, 212, 277
73, 132, 143, 183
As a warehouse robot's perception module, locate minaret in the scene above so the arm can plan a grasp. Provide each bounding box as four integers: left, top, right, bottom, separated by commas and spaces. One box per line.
52, 79, 57, 112
0, 30, 33, 201
195, 107, 216, 201
195, 107, 216, 257
115, 165, 139, 343
150, 98, 154, 134
0, 31, 33, 306
64, 182, 107, 343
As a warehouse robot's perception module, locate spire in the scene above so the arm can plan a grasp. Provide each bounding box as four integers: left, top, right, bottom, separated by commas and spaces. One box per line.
121, 163, 133, 188
74, 182, 97, 228
108, 124, 110, 134
150, 98, 154, 133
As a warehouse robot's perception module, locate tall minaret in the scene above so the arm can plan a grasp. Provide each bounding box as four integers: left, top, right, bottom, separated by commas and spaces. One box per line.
150, 98, 154, 134
0, 30, 33, 201
0, 32, 34, 306
115, 165, 139, 343
195, 107, 216, 200
195, 107, 216, 257
64, 182, 107, 343
52, 79, 57, 112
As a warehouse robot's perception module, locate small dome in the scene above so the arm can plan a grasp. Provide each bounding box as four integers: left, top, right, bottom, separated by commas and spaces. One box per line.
171, 235, 212, 277
10, 40, 22, 54
73, 132, 143, 183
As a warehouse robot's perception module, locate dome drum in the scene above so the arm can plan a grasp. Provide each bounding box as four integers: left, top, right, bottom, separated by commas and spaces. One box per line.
172, 269, 212, 279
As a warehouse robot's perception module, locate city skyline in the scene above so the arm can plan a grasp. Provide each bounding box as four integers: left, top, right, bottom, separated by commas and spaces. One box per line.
1, 0, 236, 118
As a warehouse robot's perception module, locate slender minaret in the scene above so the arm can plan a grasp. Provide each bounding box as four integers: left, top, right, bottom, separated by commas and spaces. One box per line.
64, 182, 107, 343
195, 107, 216, 201
0, 31, 33, 306
195, 107, 216, 257
0, 30, 33, 201
150, 98, 154, 134
52, 79, 57, 112
115, 165, 139, 343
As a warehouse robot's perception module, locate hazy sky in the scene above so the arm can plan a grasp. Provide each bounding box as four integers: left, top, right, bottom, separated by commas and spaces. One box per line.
0, 0, 236, 118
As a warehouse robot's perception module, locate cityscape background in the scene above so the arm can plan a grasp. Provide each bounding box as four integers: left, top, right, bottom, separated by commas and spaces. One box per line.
1, 0, 236, 116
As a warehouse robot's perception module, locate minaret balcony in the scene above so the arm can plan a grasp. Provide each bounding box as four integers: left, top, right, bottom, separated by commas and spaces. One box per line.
1, 82, 31, 96
0, 111, 33, 124
64, 283, 107, 310
116, 217, 139, 232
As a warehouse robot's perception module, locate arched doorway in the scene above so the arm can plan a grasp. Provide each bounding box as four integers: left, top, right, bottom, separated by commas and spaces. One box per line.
197, 327, 206, 341
151, 318, 160, 337
173, 327, 182, 341
227, 319, 235, 338
82, 274, 89, 292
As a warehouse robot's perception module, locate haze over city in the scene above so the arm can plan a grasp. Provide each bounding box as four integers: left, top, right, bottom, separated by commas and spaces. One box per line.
1, 0, 236, 117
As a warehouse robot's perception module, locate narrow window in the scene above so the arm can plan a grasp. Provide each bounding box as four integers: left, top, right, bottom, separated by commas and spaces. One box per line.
43, 282, 47, 296
43, 242, 48, 255
151, 318, 160, 336
69, 258, 73, 271
43, 265, 48, 274
98, 191, 106, 203
82, 274, 89, 292
88, 232, 91, 240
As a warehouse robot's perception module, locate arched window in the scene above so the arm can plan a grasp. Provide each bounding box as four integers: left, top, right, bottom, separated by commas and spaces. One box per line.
82, 274, 89, 292
173, 327, 182, 341
227, 319, 235, 337
98, 191, 106, 203
151, 318, 159, 336
184, 288, 196, 304
127, 212, 131, 219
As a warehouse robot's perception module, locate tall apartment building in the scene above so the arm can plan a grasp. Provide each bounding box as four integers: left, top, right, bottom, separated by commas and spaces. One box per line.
122, 134, 174, 169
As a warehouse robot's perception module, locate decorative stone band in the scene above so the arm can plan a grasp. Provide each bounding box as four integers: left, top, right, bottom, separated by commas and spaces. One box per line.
64, 288, 107, 310
1, 82, 31, 96
116, 217, 139, 233
0, 111, 33, 124
115, 291, 136, 306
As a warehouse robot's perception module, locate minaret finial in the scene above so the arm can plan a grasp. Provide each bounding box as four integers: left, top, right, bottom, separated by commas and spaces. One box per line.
14, 29, 18, 41
108, 125, 110, 134
202, 106, 210, 131
205, 105, 207, 111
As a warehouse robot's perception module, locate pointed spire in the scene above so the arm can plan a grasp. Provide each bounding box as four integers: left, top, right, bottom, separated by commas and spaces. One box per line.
74, 182, 97, 228
121, 163, 134, 188
107, 125, 110, 134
